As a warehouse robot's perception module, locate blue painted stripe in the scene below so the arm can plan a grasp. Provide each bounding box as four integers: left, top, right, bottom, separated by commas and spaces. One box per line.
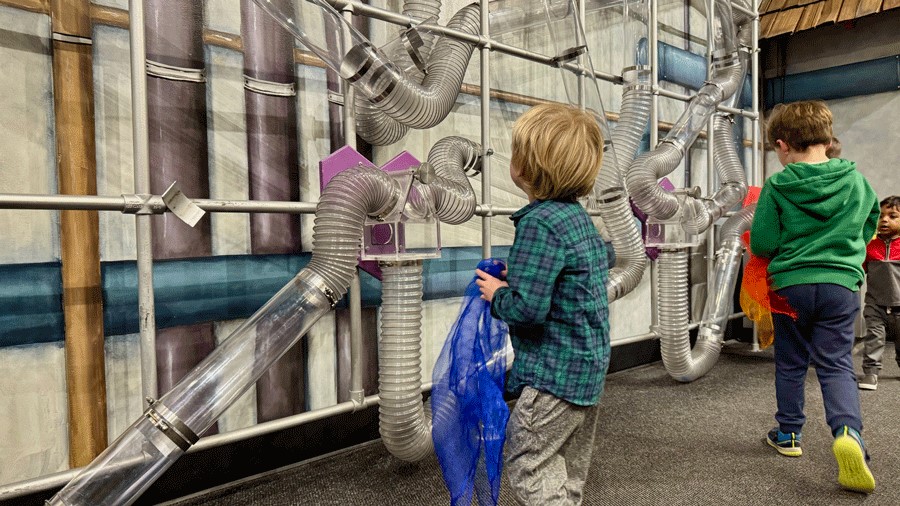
765, 55, 899, 105
0, 247, 511, 348
0, 263, 64, 347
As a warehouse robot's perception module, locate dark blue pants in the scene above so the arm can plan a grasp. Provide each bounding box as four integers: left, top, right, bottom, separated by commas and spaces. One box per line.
772, 283, 862, 435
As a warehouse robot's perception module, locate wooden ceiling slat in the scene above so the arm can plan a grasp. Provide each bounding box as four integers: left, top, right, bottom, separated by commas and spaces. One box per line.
760, 0, 894, 38
855, 0, 882, 15
818, 0, 846, 23
838, 0, 862, 20
798, 2, 825, 30
768, 0, 791, 12
760, 13, 778, 37
768, 7, 805, 37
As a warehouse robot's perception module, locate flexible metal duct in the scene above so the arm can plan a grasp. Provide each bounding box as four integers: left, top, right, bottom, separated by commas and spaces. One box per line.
625, 0, 744, 222
251, 0, 479, 144
376, 136, 479, 462
599, 66, 652, 301
354, 0, 442, 145
350, 4, 481, 144
378, 260, 432, 461
681, 25, 751, 235
659, 205, 754, 382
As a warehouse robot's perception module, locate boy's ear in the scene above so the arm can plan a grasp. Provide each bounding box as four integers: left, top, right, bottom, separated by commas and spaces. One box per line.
774, 139, 789, 153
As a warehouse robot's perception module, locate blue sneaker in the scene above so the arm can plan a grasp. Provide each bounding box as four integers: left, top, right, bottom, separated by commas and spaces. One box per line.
832, 426, 875, 493
766, 428, 802, 457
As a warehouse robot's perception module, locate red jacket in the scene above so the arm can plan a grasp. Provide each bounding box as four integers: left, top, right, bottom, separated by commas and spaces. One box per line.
864, 235, 900, 306
865, 235, 900, 265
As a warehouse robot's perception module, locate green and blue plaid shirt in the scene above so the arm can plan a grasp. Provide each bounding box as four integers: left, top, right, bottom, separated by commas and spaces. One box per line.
490, 199, 610, 406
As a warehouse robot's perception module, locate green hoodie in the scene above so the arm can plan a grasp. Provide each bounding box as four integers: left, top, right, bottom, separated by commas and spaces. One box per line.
750, 158, 879, 291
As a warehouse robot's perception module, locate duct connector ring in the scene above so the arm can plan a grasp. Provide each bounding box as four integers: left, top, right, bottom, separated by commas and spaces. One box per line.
661, 137, 687, 155
401, 28, 428, 74
621, 65, 652, 92
143, 399, 199, 452
298, 270, 340, 308
715, 110, 736, 124
711, 51, 742, 71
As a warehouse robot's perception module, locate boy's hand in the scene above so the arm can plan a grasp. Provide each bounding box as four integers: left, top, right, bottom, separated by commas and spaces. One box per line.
475, 269, 508, 302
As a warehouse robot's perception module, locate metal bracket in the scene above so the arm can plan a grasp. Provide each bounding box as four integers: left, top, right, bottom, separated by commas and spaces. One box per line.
327, 92, 345, 106
162, 181, 205, 227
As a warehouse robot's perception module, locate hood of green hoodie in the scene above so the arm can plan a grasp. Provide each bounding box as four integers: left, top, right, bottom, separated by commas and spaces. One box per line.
768, 158, 857, 218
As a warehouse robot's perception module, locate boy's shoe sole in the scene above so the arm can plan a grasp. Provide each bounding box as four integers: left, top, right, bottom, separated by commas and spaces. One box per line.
766, 436, 802, 457
833, 434, 876, 493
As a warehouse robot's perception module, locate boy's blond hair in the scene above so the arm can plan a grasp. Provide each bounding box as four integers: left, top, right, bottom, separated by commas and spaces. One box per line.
511, 102, 604, 201
766, 100, 833, 152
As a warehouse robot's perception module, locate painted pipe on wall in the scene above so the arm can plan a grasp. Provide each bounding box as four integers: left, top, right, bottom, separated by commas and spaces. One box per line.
145, 0, 218, 426
241, 0, 307, 423
765, 55, 900, 105
49, 0, 108, 467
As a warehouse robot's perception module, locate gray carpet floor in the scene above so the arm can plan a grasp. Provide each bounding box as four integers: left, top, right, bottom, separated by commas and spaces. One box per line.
166, 340, 900, 506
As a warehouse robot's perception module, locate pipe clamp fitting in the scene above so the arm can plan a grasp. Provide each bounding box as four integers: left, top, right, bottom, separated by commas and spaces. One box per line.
298, 270, 340, 308
144, 400, 199, 452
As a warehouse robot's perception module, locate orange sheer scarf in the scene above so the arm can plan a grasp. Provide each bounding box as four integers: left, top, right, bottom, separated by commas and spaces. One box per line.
739, 187, 797, 349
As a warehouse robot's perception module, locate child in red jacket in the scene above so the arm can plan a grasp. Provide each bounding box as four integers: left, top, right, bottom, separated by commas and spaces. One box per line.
858, 196, 900, 390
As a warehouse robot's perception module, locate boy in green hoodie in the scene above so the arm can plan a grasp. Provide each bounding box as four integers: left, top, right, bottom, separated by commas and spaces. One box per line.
751, 100, 879, 494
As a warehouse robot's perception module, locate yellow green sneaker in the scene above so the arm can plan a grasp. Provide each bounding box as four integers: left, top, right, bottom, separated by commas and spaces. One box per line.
832, 426, 875, 494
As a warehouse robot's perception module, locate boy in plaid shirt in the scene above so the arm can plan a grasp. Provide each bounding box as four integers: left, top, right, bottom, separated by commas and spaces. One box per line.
476, 102, 609, 505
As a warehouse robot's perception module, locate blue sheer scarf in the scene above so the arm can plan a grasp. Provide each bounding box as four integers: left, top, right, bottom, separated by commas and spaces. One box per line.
431, 258, 510, 506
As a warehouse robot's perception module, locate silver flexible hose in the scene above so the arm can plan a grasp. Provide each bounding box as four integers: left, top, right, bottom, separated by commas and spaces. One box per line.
376, 136, 477, 461
599, 67, 652, 301
657, 249, 692, 380
306, 167, 402, 298
681, 113, 748, 234
378, 261, 433, 461
625, 0, 744, 222
417, 136, 480, 225
354, 4, 480, 144
354, 0, 442, 145
661, 205, 754, 382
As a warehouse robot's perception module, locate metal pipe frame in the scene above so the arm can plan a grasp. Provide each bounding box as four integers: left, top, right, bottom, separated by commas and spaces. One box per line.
0, 0, 764, 497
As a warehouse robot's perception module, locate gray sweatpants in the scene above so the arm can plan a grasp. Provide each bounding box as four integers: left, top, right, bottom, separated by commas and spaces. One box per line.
861, 304, 900, 375
505, 386, 601, 506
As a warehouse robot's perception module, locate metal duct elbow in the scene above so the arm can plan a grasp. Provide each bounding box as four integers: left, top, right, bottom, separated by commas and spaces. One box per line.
353, 4, 481, 144
307, 167, 404, 298
625, 141, 684, 220
354, 0, 443, 145
660, 205, 754, 382
601, 67, 652, 301
415, 136, 479, 225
